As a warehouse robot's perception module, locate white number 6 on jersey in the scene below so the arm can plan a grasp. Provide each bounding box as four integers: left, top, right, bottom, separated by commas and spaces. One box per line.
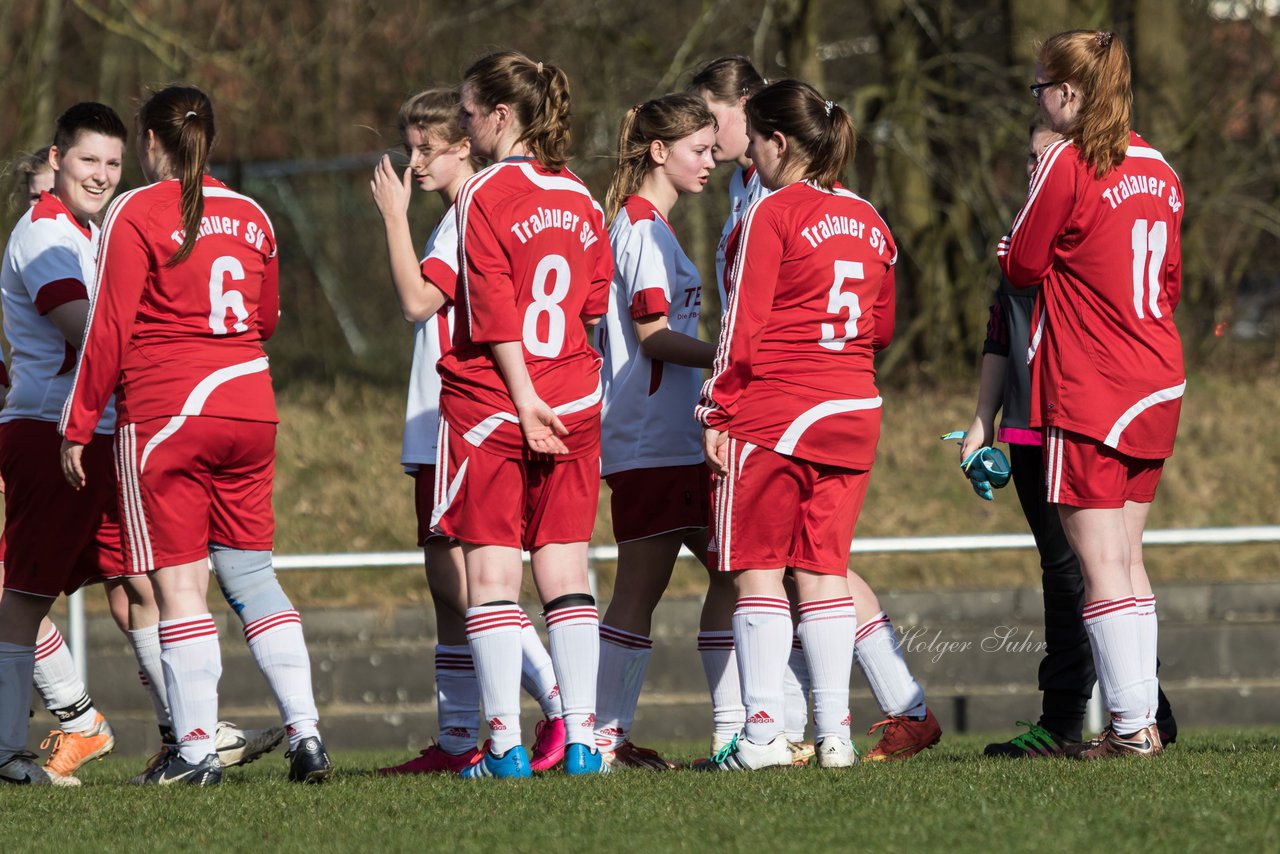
819, 260, 864, 351
208, 255, 249, 335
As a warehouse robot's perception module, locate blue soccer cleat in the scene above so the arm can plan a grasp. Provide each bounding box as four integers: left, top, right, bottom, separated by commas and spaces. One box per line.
563, 742, 611, 776
460, 744, 532, 780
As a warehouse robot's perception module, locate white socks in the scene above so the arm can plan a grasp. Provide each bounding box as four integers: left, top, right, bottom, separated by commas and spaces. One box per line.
798, 598, 857, 741
159, 615, 222, 764
854, 611, 926, 718
243, 610, 320, 749
594, 624, 653, 750
783, 635, 810, 742
697, 630, 743, 745
466, 604, 524, 754
733, 596, 792, 745
0, 642, 36, 762
520, 611, 562, 718
1135, 596, 1159, 725
1084, 597, 1151, 733
33, 625, 97, 734
434, 644, 480, 755
544, 601, 600, 748
127, 625, 172, 736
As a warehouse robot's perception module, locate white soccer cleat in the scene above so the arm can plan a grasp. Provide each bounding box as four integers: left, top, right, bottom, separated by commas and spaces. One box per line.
700, 733, 792, 772
215, 721, 285, 768
814, 736, 859, 768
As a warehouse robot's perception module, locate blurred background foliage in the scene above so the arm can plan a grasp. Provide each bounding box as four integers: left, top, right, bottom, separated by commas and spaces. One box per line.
2, 0, 1278, 388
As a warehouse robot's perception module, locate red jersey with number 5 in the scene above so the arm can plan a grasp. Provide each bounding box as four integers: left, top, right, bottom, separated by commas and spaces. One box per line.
438, 158, 612, 460
60, 176, 279, 445
696, 181, 896, 470
998, 132, 1184, 459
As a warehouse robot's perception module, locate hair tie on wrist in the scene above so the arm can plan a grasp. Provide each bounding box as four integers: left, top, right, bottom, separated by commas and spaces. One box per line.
1096, 31, 1113, 48
824, 100, 834, 117
184, 111, 198, 119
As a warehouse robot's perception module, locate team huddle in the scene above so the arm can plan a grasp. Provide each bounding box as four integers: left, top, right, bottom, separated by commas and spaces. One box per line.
0, 28, 1185, 786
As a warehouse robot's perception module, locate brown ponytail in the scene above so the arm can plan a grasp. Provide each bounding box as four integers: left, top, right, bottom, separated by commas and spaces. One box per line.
463, 51, 573, 172
745, 79, 856, 189
1038, 30, 1131, 179
138, 85, 215, 265
604, 93, 716, 223
689, 55, 768, 104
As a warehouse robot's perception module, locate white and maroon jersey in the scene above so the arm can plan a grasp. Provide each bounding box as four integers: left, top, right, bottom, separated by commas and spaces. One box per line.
697, 181, 897, 470
998, 132, 1184, 459
61, 176, 280, 445
0, 192, 115, 433
599, 195, 705, 476
714, 165, 769, 308
438, 158, 613, 460
402, 207, 458, 470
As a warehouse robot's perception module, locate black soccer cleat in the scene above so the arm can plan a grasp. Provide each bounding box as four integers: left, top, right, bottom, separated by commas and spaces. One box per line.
287, 736, 334, 784
143, 751, 223, 786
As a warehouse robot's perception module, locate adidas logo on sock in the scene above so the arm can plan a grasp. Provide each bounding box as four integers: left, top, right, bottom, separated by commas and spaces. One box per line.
488, 717, 507, 731
583, 714, 596, 728
548, 684, 560, 700
180, 728, 211, 743
445, 727, 471, 738
746, 711, 774, 725
841, 714, 852, 727
598, 726, 624, 737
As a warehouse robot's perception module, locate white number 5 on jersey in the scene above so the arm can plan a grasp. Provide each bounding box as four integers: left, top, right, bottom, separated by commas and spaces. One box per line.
208, 255, 250, 335
819, 260, 864, 351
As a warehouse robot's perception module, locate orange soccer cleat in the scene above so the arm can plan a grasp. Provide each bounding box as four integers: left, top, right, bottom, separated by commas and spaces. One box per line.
864, 708, 942, 762
41, 712, 116, 786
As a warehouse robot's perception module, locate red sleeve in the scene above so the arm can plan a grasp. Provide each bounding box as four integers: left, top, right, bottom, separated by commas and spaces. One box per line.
59, 198, 149, 444
459, 190, 521, 344
34, 279, 89, 315
257, 251, 280, 341
630, 289, 670, 319
696, 204, 780, 429
583, 208, 612, 319
421, 257, 458, 301
998, 141, 1074, 288
871, 265, 896, 352
1165, 190, 1183, 314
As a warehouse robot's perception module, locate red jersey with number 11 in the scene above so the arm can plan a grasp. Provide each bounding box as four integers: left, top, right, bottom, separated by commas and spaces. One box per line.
998, 132, 1184, 459
697, 181, 896, 471
438, 159, 612, 460
60, 176, 279, 445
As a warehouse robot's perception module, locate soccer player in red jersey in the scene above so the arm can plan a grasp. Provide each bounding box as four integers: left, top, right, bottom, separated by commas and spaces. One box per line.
998, 30, 1184, 759
371, 88, 566, 775
59, 86, 331, 785
593, 93, 720, 770
434, 51, 614, 779
698, 80, 899, 770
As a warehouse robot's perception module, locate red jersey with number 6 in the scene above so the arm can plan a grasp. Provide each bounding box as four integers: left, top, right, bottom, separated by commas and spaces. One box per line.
60, 176, 279, 445
438, 158, 612, 460
696, 181, 896, 471
998, 132, 1184, 459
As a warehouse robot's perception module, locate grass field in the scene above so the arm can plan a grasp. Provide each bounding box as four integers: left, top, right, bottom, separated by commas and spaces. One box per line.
2, 731, 1277, 852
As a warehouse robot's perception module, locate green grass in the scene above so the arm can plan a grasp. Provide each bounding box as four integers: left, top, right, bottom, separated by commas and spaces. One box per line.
3, 732, 1278, 852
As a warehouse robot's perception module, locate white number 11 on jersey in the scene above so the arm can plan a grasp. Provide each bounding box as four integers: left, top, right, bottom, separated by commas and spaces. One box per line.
1131, 219, 1167, 320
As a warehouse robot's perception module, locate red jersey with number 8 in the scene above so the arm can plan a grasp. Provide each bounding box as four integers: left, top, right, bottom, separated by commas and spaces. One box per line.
998, 132, 1184, 459
438, 159, 612, 460
60, 176, 279, 445
697, 181, 896, 471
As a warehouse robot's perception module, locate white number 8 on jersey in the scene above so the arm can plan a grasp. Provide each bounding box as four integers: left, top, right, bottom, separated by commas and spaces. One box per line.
523, 253, 571, 358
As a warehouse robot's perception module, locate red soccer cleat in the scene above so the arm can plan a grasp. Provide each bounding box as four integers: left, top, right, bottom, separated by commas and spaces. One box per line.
378, 741, 481, 775
864, 708, 942, 762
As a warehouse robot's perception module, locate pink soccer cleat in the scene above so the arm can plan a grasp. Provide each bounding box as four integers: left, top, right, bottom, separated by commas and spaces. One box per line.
529, 716, 567, 772
378, 741, 481, 775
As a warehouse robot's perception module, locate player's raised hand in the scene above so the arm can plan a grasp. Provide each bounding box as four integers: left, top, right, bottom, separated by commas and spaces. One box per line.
61, 439, 86, 490
517, 398, 570, 455
703, 428, 729, 475
370, 154, 412, 220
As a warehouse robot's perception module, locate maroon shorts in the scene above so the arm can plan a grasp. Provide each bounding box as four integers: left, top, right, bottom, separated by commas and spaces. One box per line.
431, 417, 599, 550
0, 419, 127, 597
606, 464, 710, 544
710, 437, 869, 576
116, 416, 276, 570
1044, 427, 1164, 509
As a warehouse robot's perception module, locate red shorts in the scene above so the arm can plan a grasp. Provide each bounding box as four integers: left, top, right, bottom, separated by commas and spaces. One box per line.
710, 437, 869, 576
0, 419, 127, 597
431, 418, 599, 550
410, 466, 448, 546
606, 464, 710, 544
1044, 427, 1164, 508
116, 416, 276, 570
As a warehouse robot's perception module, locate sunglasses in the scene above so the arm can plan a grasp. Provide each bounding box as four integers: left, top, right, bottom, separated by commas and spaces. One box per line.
1029, 81, 1062, 100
